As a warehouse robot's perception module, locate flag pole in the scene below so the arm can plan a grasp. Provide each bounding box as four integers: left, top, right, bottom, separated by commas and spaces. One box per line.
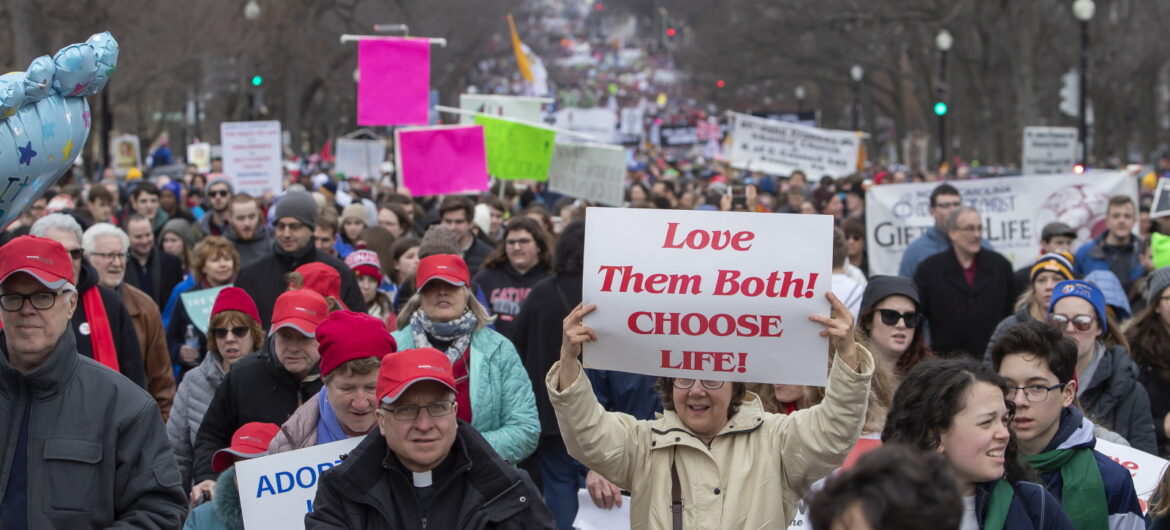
340, 35, 447, 47
433, 105, 599, 141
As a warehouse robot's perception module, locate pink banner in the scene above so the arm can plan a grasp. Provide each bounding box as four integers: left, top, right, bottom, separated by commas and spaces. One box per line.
358, 38, 429, 126
395, 125, 488, 196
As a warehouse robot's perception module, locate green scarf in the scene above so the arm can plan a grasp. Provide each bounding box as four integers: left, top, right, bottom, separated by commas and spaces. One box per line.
1022, 448, 1107, 530
983, 479, 1015, 530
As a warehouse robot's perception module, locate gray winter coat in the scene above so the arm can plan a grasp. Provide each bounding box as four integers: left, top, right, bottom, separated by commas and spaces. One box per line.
1081, 342, 1158, 454
0, 327, 187, 528
167, 349, 227, 491
223, 224, 272, 270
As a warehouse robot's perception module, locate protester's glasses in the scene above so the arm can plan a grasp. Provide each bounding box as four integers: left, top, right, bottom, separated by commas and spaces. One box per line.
66, 248, 84, 261
876, 309, 923, 328
956, 225, 983, 234
1009, 383, 1067, 402
382, 400, 456, 421
1048, 314, 1095, 332
88, 251, 127, 262
0, 291, 64, 312
673, 379, 725, 390
210, 326, 250, 339
934, 200, 962, 209
208, 190, 231, 198
273, 221, 306, 233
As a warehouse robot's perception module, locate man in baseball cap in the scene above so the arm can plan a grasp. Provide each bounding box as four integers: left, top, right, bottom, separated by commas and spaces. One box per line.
308, 347, 555, 528
0, 236, 186, 527
187, 422, 280, 529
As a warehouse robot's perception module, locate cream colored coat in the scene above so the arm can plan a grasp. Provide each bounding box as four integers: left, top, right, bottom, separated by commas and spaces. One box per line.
546, 347, 873, 530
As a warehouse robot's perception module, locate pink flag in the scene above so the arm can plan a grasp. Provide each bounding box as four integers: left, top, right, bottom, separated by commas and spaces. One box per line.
357, 38, 429, 126
395, 125, 488, 196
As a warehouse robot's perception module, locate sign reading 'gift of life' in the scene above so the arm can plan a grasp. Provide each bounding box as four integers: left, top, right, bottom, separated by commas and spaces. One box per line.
220, 121, 283, 196
582, 208, 833, 385
236, 436, 362, 530
394, 124, 489, 196
474, 114, 556, 181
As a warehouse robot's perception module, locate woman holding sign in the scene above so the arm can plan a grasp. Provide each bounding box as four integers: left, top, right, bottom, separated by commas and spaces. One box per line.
548, 293, 873, 529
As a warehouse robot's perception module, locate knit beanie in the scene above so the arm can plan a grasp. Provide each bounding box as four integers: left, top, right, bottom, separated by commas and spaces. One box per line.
205, 173, 234, 196
345, 249, 381, 280
1084, 270, 1132, 320
211, 287, 261, 324
160, 218, 197, 249
274, 190, 318, 229
1029, 252, 1075, 284
1049, 280, 1108, 333
316, 311, 397, 378
340, 203, 368, 226
1147, 267, 1170, 305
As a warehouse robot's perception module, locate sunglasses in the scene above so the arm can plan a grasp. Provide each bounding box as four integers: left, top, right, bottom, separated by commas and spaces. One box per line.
210, 326, 250, 339
1049, 314, 1095, 332
67, 248, 84, 261
876, 309, 923, 328
208, 189, 231, 198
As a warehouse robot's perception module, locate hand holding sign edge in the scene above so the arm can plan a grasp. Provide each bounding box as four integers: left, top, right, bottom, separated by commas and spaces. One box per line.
558, 303, 598, 391
808, 292, 860, 370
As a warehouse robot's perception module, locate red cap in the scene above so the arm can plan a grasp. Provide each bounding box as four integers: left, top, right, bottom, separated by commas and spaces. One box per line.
317, 311, 397, 377
376, 348, 456, 404
415, 254, 469, 290
0, 235, 74, 289
212, 422, 281, 472
295, 262, 343, 301
270, 289, 328, 337
211, 287, 260, 324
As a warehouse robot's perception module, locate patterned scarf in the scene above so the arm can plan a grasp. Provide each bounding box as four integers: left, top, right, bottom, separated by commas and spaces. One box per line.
410, 309, 477, 364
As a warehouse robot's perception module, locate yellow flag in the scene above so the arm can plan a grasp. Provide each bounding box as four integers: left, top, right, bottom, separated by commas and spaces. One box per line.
507, 14, 534, 83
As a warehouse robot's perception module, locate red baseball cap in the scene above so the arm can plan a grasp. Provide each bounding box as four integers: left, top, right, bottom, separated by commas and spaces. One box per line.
415, 254, 469, 290
211, 422, 281, 472
0, 235, 74, 289
295, 263, 344, 302
270, 289, 328, 337
211, 287, 261, 324
317, 310, 397, 378
376, 348, 456, 404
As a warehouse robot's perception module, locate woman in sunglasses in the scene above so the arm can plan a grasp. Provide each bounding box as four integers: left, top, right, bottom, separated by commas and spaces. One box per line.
165, 236, 242, 380
167, 287, 264, 494
857, 275, 932, 378
982, 253, 1075, 364
1048, 279, 1157, 454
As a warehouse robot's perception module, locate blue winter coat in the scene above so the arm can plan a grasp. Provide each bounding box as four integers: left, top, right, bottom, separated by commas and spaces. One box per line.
1073, 232, 1144, 288
391, 325, 540, 464
975, 479, 1075, 529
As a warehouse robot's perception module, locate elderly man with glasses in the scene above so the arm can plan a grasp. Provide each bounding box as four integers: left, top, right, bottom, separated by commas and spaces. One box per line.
0, 236, 186, 528
308, 347, 556, 529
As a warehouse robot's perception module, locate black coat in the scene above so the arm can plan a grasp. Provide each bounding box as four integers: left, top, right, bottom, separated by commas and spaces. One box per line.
473, 262, 552, 344
306, 423, 556, 530
124, 249, 185, 310
914, 248, 1017, 359
191, 337, 323, 483
235, 244, 366, 329
72, 259, 147, 388
512, 274, 580, 437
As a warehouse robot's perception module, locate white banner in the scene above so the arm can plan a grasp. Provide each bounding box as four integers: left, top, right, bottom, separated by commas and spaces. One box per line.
236, 437, 363, 530
459, 94, 546, 125
1022, 126, 1078, 175
221, 121, 283, 197
554, 107, 617, 143
864, 172, 1137, 277
1095, 438, 1169, 512
334, 138, 386, 180
548, 142, 626, 206
727, 112, 861, 178
582, 208, 833, 385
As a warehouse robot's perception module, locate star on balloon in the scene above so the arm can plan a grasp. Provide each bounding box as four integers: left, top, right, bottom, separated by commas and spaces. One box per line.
41, 121, 56, 139
62, 139, 73, 159
68, 83, 89, 97
18, 142, 36, 166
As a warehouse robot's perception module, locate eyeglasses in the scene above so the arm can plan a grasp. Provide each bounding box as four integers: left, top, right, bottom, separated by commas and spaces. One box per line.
88, 251, 127, 262
1009, 383, 1066, 402
845, 235, 864, 241
1049, 314, 1095, 332
956, 225, 983, 233
505, 238, 534, 247
208, 190, 231, 198
273, 221, 306, 233
210, 326, 250, 339
66, 248, 84, 261
673, 379, 725, 390
876, 309, 924, 328
934, 200, 962, 209
381, 400, 456, 421
0, 291, 64, 312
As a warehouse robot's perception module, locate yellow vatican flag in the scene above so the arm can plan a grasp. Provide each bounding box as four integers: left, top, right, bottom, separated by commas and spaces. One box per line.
507, 14, 534, 83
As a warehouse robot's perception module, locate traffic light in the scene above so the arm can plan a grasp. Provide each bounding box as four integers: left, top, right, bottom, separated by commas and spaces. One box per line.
933, 101, 948, 116
716, 79, 726, 88
1059, 70, 1078, 117
251, 75, 264, 87
1073, 163, 1086, 174
666, 27, 677, 37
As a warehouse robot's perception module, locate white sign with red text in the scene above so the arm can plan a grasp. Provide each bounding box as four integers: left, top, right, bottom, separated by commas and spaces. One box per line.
1095, 438, 1168, 512
582, 208, 832, 385
221, 120, 283, 196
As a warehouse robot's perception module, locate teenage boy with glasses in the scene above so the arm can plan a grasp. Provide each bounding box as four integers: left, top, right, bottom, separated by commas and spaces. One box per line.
991, 320, 1144, 530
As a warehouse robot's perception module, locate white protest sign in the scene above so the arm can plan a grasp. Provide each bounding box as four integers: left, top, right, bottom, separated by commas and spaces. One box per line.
333, 138, 386, 180
727, 112, 861, 178
221, 121, 283, 197
864, 171, 1136, 276
1152, 177, 1170, 219
236, 436, 363, 530
187, 142, 212, 173
582, 208, 832, 385
459, 94, 547, 125
554, 107, 617, 143
547, 142, 626, 206
1022, 126, 1078, 175
1095, 438, 1169, 512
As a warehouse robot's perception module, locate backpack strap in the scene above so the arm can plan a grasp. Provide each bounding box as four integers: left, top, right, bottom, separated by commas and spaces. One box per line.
671, 449, 683, 530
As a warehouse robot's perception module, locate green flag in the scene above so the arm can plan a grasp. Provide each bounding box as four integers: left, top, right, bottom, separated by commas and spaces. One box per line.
474, 115, 556, 181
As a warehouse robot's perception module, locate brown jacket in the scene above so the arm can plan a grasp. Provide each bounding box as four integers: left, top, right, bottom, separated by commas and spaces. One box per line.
118, 283, 176, 420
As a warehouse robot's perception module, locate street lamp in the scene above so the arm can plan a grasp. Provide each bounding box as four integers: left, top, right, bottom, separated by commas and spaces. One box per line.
795, 85, 806, 112
1073, 0, 1095, 166
935, 29, 953, 169
244, 0, 261, 21
850, 65, 863, 131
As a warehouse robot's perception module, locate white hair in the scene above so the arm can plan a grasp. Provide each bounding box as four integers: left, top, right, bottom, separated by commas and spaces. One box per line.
82, 222, 129, 254
30, 213, 83, 242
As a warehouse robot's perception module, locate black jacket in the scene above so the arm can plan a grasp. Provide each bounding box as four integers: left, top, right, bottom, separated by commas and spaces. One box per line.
124, 248, 185, 310
473, 262, 552, 343
72, 259, 147, 388
1082, 343, 1157, 454
306, 422, 556, 530
0, 328, 187, 528
223, 224, 273, 270
914, 247, 1017, 358
191, 337, 323, 483
513, 274, 580, 436
974, 480, 1074, 529
235, 243, 366, 329
463, 237, 496, 278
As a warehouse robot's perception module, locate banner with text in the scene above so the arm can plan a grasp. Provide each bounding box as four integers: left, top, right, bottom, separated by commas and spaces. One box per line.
180, 285, 231, 335
547, 142, 626, 206
1095, 438, 1169, 512
582, 208, 832, 385
334, 138, 386, 180
475, 115, 556, 181
865, 172, 1136, 276
237, 436, 362, 530
459, 94, 546, 125
394, 125, 488, 196
1022, 126, 1078, 175
221, 121, 283, 196
727, 112, 861, 178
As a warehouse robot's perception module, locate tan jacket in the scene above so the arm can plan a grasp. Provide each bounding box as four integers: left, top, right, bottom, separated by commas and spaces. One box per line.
546, 347, 874, 530
118, 283, 176, 420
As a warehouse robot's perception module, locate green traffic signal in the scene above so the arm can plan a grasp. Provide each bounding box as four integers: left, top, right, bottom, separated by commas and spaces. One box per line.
933, 101, 948, 116
251, 75, 263, 87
